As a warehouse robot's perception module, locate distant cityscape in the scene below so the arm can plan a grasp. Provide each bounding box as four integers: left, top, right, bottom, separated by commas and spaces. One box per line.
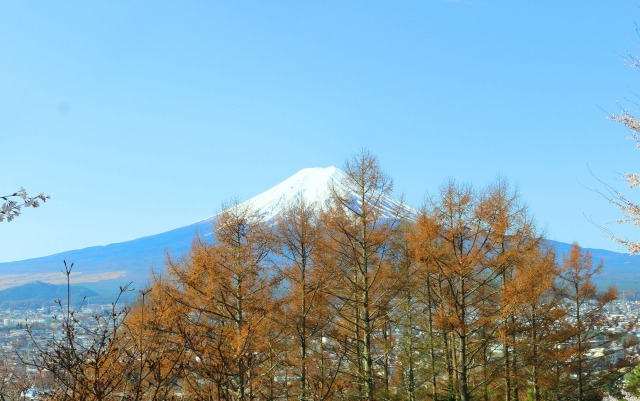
0, 302, 123, 377
0, 297, 636, 400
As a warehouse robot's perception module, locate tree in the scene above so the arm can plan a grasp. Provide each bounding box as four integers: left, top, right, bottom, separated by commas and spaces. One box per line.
414, 179, 545, 401
118, 286, 188, 400
504, 243, 561, 401
390, 223, 429, 401
322, 151, 406, 400
271, 197, 342, 401
156, 202, 282, 401
606, 110, 640, 254
556, 243, 619, 401
606, 34, 640, 253
481, 178, 541, 401
22, 261, 136, 401
0, 359, 32, 401
1, 188, 49, 222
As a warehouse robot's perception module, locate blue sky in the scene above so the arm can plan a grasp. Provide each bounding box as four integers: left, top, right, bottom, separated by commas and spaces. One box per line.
2, 1, 640, 262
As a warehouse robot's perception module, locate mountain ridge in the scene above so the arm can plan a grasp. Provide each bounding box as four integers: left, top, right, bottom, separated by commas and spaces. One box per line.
0, 167, 638, 296
0, 281, 99, 307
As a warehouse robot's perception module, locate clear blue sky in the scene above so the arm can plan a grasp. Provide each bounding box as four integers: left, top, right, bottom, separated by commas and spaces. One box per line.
2, 1, 640, 262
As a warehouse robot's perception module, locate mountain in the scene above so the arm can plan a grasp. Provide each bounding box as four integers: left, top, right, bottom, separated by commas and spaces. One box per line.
0, 281, 99, 307
0, 166, 639, 299
0, 167, 357, 294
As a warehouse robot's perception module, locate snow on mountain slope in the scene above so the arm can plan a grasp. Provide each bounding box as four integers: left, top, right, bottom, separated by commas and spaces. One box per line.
226, 166, 345, 222
226, 165, 413, 223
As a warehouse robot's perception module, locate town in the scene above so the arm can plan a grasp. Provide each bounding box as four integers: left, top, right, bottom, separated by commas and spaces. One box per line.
0, 295, 639, 400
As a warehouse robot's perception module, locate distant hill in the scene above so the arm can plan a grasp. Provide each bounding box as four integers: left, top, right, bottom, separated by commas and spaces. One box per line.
550, 240, 640, 295
0, 281, 100, 307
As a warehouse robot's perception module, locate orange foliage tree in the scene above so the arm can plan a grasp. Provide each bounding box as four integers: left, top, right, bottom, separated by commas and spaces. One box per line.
119, 285, 188, 400
504, 244, 561, 401
271, 197, 343, 401
556, 243, 621, 401
411, 179, 548, 401
321, 151, 406, 400
155, 202, 282, 401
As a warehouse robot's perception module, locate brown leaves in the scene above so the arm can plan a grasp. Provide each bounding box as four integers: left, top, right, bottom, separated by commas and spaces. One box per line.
147, 201, 282, 400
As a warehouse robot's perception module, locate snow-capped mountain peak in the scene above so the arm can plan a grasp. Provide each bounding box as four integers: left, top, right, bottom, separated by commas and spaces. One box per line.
234, 166, 345, 221
229, 166, 414, 223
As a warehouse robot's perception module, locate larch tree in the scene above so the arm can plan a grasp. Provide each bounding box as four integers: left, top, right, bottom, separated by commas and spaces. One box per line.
481, 179, 542, 401
503, 244, 561, 401
389, 222, 428, 401
556, 243, 618, 401
418, 181, 499, 401
271, 197, 341, 401
322, 151, 405, 400
408, 213, 454, 401
119, 284, 189, 400
415, 179, 545, 401
158, 202, 281, 401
